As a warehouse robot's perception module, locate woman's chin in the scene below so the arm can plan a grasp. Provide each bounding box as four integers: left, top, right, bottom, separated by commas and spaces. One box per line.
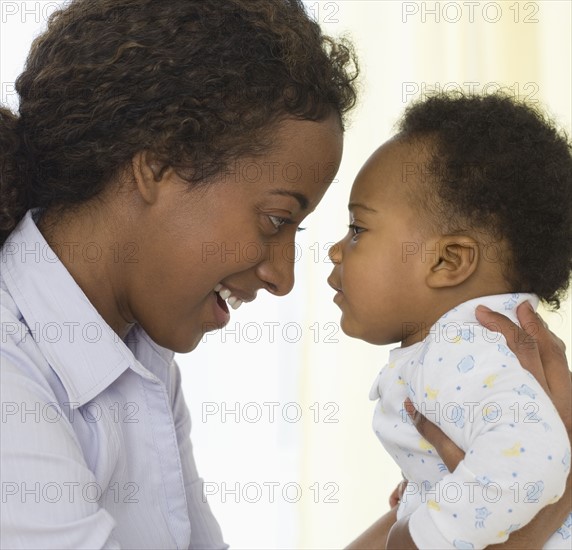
172, 337, 202, 354
149, 326, 204, 354
175, 326, 210, 353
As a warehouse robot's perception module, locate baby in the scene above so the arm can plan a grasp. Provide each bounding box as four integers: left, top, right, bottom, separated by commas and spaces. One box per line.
328, 93, 571, 549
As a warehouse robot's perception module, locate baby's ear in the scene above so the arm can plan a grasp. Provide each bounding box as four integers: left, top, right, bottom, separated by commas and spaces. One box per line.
425, 235, 480, 288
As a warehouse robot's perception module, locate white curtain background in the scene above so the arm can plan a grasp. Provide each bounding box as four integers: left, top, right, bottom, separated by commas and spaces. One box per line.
2, 2, 570, 548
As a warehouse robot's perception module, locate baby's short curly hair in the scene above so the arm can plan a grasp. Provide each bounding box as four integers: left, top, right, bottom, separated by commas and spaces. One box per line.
0, 0, 358, 244
397, 93, 572, 309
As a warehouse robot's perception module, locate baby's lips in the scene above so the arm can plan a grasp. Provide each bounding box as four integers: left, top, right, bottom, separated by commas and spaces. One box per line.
326, 274, 342, 292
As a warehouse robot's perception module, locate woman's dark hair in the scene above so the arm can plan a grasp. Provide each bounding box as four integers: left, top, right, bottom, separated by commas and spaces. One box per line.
0, 0, 358, 245
397, 92, 572, 309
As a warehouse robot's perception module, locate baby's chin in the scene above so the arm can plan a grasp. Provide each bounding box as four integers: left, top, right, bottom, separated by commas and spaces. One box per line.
340, 317, 401, 346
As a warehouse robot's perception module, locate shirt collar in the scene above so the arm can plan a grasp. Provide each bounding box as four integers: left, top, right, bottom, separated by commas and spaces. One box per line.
1, 208, 175, 408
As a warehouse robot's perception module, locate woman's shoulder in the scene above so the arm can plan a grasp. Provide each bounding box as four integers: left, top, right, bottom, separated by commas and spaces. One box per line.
1, 283, 69, 409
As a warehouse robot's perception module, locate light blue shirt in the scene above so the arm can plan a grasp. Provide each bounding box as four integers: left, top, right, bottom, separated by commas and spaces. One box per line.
1, 209, 229, 549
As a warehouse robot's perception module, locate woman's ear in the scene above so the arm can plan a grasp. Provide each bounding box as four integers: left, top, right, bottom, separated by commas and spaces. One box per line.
426, 235, 480, 289
131, 151, 170, 205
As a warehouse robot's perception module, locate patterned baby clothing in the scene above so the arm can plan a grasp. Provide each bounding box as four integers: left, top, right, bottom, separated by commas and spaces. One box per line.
370, 293, 571, 549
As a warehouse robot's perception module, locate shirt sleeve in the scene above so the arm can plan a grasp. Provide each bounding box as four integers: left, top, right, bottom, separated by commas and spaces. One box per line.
168, 358, 229, 550
406, 338, 571, 549
0, 354, 121, 549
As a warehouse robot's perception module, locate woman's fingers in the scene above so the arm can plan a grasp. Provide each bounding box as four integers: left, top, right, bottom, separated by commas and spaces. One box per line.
516, 302, 570, 392
388, 480, 407, 508
389, 485, 400, 508
475, 303, 548, 392
475, 301, 571, 434
516, 304, 572, 436
407, 303, 569, 484
404, 398, 465, 473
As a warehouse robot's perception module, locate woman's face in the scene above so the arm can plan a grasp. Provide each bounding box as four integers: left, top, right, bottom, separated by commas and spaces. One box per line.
127, 116, 343, 352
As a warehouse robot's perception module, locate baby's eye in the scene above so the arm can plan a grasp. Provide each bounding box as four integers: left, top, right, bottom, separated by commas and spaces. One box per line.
268, 215, 306, 232
348, 224, 365, 236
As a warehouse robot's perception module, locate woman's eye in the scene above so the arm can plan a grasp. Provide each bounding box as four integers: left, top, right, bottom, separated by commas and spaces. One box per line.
348, 224, 365, 236
269, 215, 288, 230
268, 215, 306, 233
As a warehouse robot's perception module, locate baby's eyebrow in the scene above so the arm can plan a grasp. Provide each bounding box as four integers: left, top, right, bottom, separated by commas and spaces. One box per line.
348, 202, 378, 213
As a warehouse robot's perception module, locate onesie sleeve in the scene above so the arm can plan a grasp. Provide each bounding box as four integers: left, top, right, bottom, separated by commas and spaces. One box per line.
406, 335, 570, 549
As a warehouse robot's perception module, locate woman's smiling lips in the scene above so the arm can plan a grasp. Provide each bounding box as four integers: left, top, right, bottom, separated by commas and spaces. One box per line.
210, 282, 258, 328
212, 290, 231, 327
214, 283, 257, 310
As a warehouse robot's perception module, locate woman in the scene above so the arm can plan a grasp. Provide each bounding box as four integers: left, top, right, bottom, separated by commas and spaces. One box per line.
1, 1, 569, 548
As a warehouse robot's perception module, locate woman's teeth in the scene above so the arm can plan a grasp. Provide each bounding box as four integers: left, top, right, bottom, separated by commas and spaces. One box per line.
219, 288, 232, 300
214, 284, 243, 310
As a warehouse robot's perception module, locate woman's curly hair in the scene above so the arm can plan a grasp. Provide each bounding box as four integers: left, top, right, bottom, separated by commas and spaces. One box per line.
398, 92, 572, 309
0, 0, 359, 245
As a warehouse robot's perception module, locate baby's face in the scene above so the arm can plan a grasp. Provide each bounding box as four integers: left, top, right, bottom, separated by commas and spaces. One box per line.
328, 137, 437, 346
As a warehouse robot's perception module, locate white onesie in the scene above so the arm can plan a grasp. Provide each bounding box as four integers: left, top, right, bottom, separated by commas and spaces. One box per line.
369, 293, 571, 549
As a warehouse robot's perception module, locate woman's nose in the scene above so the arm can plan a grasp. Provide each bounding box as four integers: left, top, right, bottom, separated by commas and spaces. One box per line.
328, 241, 342, 264
255, 242, 296, 296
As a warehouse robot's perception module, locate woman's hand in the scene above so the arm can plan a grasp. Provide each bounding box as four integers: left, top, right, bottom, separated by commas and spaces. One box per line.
476, 301, 571, 438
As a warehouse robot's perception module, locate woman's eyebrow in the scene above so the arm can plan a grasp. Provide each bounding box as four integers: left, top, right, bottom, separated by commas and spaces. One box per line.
269, 190, 309, 210
348, 202, 378, 213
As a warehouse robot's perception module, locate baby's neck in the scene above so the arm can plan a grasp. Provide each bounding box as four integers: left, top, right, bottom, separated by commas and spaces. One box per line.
400, 279, 515, 348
